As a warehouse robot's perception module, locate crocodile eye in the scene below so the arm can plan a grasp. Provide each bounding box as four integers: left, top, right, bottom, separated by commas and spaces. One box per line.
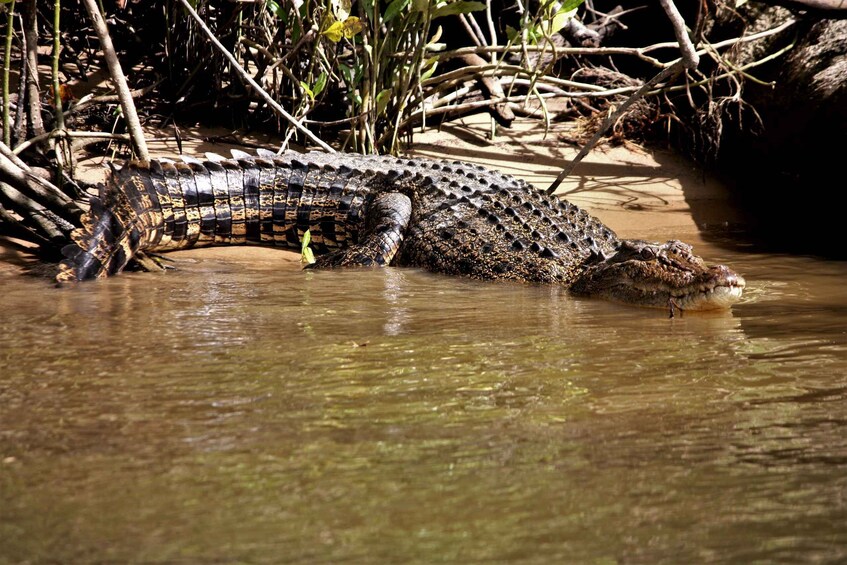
640, 247, 656, 260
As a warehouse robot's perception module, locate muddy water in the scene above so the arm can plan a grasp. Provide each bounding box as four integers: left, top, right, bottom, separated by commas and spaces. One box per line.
1, 233, 845, 563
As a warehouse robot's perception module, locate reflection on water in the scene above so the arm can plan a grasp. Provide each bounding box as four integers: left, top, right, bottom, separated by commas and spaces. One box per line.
1, 241, 845, 563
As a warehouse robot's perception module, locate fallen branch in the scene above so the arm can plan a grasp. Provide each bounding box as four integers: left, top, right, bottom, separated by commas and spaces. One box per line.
0, 144, 79, 225
0, 202, 53, 247
455, 53, 515, 125
0, 175, 71, 243
12, 129, 132, 156
64, 79, 163, 117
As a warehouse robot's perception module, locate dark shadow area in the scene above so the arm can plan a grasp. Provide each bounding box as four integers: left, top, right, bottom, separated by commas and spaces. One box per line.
716, 168, 844, 260
678, 16, 845, 260
648, 138, 846, 260
415, 137, 668, 180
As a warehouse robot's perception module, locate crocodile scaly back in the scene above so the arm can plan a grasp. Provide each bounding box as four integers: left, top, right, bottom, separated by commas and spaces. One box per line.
56, 150, 620, 283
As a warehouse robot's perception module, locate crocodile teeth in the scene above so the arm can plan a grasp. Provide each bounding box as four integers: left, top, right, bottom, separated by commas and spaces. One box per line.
674, 283, 745, 310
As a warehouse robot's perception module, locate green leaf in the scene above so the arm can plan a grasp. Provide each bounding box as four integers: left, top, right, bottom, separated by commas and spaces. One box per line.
426, 25, 445, 51
548, 6, 578, 35
361, 0, 375, 20
383, 0, 409, 23
339, 63, 363, 108
375, 89, 391, 116
432, 1, 485, 19
429, 25, 443, 44
532, 0, 585, 36
339, 63, 357, 87
339, 63, 353, 85
300, 81, 315, 101
313, 72, 328, 97
505, 25, 519, 42
560, 0, 586, 11
265, 0, 285, 18
301, 230, 316, 265
421, 58, 438, 81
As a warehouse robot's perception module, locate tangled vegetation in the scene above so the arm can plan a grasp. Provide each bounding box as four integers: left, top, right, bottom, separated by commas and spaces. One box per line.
0, 0, 821, 256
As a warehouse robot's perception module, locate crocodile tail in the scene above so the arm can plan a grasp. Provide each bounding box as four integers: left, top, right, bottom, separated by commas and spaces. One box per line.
56, 163, 161, 282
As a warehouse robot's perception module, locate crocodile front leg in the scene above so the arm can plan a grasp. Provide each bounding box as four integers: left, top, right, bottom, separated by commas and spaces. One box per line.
308, 192, 412, 268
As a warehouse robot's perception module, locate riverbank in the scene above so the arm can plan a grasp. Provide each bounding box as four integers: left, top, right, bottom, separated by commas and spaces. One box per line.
0, 115, 743, 280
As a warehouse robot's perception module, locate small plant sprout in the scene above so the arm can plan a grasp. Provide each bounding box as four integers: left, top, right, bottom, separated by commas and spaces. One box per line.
301, 230, 316, 265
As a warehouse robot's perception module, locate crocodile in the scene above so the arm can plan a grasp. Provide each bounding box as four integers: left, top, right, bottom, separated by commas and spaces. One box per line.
57, 149, 745, 314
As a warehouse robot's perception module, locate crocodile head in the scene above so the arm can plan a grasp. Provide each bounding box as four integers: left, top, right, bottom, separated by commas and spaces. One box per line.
570, 239, 745, 313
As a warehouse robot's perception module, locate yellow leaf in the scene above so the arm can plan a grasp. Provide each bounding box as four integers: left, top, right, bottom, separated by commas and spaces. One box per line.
322, 21, 344, 42
301, 230, 316, 265
342, 16, 364, 38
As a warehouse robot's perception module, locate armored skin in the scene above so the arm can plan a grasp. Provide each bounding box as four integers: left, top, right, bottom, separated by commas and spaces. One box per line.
58, 150, 745, 312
